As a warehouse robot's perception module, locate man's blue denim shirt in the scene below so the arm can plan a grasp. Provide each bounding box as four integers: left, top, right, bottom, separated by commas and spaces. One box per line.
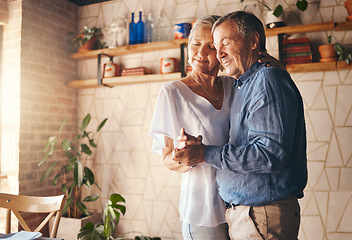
205, 62, 307, 207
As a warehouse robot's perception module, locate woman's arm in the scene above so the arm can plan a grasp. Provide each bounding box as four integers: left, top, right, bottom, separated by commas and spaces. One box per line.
162, 136, 191, 173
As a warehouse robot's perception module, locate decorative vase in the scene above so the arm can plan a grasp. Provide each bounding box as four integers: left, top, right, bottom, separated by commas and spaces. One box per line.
318, 44, 337, 62
345, 0, 352, 20
78, 35, 97, 53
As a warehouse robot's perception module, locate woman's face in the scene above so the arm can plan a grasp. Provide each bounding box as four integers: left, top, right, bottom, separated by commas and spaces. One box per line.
188, 25, 220, 75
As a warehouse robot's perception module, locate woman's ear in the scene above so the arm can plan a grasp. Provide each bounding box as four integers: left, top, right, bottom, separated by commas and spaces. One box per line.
251, 31, 260, 50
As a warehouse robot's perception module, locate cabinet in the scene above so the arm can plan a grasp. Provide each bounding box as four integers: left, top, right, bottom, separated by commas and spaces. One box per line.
68, 21, 352, 89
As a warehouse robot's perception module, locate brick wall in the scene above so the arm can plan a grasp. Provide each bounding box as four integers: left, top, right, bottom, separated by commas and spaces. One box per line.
0, 0, 78, 235
19, 0, 78, 198
0, 0, 8, 25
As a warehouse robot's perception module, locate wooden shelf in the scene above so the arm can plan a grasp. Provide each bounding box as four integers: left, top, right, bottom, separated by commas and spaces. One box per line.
68, 21, 352, 88
265, 21, 352, 37
67, 72, 182, 89
67, 61, 352, 88
286, 61, 352, 73
69, 38, 188, 60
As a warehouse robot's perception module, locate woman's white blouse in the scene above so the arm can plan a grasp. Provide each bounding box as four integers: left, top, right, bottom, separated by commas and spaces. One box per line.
149, 76, 234, 227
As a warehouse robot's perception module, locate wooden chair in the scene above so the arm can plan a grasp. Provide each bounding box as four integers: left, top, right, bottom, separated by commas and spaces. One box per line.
0, 193, 65, 238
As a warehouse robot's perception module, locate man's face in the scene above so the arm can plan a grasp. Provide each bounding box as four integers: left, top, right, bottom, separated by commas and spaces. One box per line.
213, 21, 257, 79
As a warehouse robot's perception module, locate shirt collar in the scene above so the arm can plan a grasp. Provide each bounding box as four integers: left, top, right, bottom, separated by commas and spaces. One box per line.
234, 61, 265, 88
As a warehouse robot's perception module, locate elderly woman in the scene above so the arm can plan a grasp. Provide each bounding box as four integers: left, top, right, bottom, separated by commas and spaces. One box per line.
149, 15, 281, 240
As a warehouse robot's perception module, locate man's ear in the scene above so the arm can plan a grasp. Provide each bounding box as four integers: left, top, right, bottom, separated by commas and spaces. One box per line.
251, 31, 260, 50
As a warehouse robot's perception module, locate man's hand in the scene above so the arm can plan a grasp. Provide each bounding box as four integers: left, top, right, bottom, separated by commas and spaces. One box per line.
173, 128, 206, 166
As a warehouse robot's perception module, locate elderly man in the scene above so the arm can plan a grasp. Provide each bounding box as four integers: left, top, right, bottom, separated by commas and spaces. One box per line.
174, 11, 307, 240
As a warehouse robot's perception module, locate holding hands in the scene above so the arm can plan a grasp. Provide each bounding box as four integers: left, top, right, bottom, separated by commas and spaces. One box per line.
173, 128, 206, 167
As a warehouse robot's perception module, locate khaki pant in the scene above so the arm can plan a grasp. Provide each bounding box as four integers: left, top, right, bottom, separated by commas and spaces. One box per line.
225, 197, 300, 240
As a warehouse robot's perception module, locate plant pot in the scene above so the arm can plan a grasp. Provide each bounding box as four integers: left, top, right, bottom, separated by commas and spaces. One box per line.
78, 35, 98, 53
265, 10, 285, 29
318, 44, 337, 62
345, 0, 352, 16
49, 212, 101, 239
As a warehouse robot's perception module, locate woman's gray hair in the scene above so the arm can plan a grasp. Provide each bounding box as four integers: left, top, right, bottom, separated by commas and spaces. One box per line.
188, 15, 221, 42
212, 11, 266, 51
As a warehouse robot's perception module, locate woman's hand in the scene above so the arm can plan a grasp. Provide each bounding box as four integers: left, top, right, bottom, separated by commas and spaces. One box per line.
162, 136, 191, 173
259, 51, 285, 70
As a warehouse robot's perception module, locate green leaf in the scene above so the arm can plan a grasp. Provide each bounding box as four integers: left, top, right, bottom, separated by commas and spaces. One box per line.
61, 183, 67, 193
327, 35, 332, 44
58, 118, 68, 136
80, 114, 91, 132
43, 136, 57, 152
38, 136, 57, 166
38, 151, 51, 167
62, 139, 71, 151
40, 162, 57, 183
296, 0, 308, 12
83, 194, 99, 202
89, 139, 97, 148
64, 151, 76, 161
273, 5, 283, 17
103, 214, 112, 237
67, 184, 74, 198
334, 43, 344, 53
84, 167, 95, 186
108, 206, 117, 220
74, 161, 84, 187
78, 222, 104, 240
63, 164, 74, 173
76, 201, 89, 216
52, 172, 62, 186
97, 118, 108, 132
62, 197, 73, 216
81, 143, 92, 156
110, 193, 125, 203
72, 134, 81, 143
111, 204, 126, 215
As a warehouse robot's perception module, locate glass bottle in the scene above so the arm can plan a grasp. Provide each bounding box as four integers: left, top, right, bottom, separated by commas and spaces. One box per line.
136, 11, 145, 44
155, 11, 164, 42
146, 13, 154, 43
129, 12, 137, 45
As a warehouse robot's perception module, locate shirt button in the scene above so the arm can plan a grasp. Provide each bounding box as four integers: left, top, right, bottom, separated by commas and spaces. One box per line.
237, 86, 241, 89
218, 188, 221, 191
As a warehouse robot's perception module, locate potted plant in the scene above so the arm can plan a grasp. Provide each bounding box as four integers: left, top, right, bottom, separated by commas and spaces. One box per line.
240, 0, 308, 28
78, 193, 161, 240
240, 0, 308, 17
345, 0, 352, 21
68, 26, 103, 53
333, 38, 352, 65
38, 113, 108, 238
318, 35, 338, 62
319, 35, 352, 64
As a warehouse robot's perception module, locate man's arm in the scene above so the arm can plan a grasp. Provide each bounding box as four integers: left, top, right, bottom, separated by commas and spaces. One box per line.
176, 68, 301, 174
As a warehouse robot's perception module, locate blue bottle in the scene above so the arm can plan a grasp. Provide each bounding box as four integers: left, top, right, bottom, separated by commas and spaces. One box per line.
136, 11, 145, 44
129, 12, 137, 45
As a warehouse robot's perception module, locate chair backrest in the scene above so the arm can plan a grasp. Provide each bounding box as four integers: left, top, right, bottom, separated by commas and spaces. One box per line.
0, 193, 65, 238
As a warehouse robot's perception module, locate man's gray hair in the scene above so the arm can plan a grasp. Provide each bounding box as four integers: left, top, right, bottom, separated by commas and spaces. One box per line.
212, 11, 266, 51
188, 15, 221, 42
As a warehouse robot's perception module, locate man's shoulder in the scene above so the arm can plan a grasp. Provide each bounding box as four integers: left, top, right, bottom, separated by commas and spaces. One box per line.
258, 65, 289, 77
